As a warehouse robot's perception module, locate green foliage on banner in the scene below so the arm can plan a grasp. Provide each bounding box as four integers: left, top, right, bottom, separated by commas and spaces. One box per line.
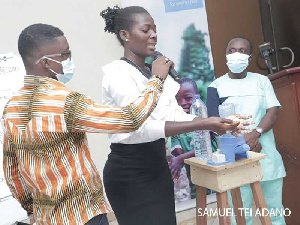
179, 23, 215, 102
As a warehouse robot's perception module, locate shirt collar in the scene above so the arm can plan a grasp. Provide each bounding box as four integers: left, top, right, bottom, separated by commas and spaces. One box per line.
24, 75, 66, 88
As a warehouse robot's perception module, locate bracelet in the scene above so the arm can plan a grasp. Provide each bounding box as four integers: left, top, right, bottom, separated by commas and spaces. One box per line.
151, 74, 165, 82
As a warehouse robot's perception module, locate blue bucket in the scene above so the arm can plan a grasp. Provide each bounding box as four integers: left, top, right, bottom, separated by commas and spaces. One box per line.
219, 134, 250, 163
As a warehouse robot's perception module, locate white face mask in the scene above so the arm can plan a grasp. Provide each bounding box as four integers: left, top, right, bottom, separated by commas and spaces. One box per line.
36, 55, 75, 84
226, 52, 250, 74
46, 57, 75, 84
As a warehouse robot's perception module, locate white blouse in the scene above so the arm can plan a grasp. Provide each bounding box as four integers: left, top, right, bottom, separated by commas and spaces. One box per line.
102, 60, 195, 144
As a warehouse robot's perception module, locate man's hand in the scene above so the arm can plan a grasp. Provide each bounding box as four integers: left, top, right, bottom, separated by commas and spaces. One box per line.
226, 114, 254, 137
244, 130, 261, 150
251, 142, 262, 153
28, 214, 35, 224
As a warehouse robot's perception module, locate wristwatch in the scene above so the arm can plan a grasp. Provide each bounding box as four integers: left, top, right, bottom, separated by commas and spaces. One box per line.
254, 127, 263, 136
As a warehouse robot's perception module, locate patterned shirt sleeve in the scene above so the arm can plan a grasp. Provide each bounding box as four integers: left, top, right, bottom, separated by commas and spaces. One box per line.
64, 77, 164, 133
3, 128, 33, 214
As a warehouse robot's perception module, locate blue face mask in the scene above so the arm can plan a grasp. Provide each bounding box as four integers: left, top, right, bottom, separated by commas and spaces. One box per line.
44, 57, 75, 84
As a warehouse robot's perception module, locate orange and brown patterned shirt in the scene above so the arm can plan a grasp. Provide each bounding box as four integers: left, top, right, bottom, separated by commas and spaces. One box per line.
2, 75, 164, 225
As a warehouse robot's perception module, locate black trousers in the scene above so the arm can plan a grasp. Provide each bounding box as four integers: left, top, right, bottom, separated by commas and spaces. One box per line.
85, 214, 109, 225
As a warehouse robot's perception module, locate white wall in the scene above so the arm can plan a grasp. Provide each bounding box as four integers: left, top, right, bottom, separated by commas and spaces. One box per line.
0, 0, 122, 181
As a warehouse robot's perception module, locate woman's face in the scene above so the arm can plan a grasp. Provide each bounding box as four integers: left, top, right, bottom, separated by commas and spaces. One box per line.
126, 13, 157, 57
175, 82, 197, 114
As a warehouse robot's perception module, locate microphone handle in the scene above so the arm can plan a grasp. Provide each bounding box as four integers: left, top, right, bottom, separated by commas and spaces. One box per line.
153, 51, 180, 82
169, 67, 181, 83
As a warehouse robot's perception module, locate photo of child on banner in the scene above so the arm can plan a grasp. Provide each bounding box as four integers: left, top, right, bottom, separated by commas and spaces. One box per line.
169, 78, 217, 202
153, 24, 216, 202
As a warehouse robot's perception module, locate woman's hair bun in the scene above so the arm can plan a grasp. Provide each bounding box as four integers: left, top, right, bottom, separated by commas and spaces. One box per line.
100, 6, 121, 33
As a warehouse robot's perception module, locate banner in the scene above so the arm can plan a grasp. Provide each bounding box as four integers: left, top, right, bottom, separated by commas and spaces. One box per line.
122, 0, 215, 205
0, 52, 27, 224
164, 0, 203, 12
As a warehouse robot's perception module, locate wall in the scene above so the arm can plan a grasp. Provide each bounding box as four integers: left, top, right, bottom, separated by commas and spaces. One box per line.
261, 0, 300, 70
205, 0, 266, 78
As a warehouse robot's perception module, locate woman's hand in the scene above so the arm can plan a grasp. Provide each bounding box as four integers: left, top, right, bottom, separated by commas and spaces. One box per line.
200, 117, 237, 135
151, 56, 174, 80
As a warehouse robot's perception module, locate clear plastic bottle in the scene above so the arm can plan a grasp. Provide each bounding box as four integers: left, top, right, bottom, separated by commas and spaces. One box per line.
190, 94, 212, 160
218, 102, 235, 136
218, 102, 235, 118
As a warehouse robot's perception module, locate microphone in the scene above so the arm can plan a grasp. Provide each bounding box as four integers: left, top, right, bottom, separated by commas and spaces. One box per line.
259, 42, 274, 75
153, 51, 181, 82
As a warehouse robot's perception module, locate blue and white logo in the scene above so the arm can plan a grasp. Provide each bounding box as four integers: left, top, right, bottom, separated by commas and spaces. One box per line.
164, 0, 203, 13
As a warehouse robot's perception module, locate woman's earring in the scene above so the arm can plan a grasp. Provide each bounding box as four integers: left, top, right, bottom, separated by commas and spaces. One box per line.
125, 39, 129, 42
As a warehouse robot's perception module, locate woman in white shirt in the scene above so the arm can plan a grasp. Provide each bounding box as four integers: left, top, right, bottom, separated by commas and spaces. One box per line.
100, 6, 237, 225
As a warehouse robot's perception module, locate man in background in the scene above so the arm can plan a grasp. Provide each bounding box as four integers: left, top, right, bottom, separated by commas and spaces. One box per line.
207, 36, 286, 225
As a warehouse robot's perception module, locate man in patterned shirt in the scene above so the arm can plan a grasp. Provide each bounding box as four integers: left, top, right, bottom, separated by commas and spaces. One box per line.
1, 23, 170, 225
3, 23, 238, 225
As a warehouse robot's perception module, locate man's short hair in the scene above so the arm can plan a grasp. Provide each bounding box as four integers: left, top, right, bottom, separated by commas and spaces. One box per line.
226, 36, 253, 54
18, 23, 64, 65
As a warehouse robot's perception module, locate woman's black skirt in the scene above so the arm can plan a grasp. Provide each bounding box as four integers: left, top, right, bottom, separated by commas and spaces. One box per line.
103, 138, 176, 225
